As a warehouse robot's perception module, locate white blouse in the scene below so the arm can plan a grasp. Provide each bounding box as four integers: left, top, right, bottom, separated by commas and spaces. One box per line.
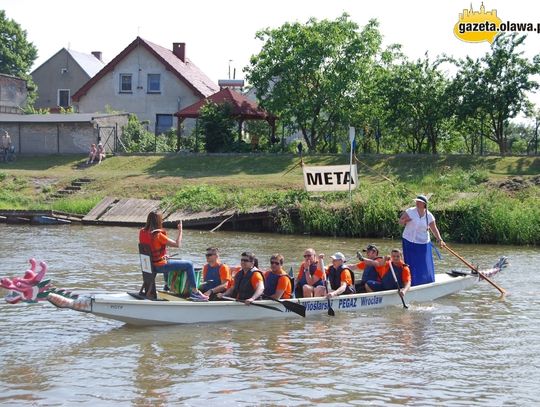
402, 207, 435, 244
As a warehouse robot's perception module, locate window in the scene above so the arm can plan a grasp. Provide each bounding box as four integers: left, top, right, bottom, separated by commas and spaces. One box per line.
156, 114, 173, 134
119, 74, 132, 93
58, 89, 70, 107
147, 74, 161, 93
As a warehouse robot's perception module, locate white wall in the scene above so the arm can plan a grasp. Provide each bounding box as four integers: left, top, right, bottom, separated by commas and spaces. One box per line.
76, 45, 201, 133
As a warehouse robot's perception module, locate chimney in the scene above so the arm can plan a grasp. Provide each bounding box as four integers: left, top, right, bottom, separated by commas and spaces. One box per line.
173, 42, 186, 62
91, 51, 103, 61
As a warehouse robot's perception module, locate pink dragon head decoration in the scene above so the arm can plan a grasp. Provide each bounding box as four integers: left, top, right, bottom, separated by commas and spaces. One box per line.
0, 258, 51, 304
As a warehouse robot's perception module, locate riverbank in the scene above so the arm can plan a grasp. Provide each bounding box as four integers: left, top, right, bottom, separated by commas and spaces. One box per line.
0, 153, 539, 244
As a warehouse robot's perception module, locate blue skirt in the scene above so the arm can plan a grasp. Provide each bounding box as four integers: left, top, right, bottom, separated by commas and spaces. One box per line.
402, 238, 435, 286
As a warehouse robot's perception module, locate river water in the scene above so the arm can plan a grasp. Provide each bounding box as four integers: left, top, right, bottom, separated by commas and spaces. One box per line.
0, 224, 538, 406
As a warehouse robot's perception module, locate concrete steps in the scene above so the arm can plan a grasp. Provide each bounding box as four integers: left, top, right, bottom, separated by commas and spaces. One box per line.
47, 178, 94, 201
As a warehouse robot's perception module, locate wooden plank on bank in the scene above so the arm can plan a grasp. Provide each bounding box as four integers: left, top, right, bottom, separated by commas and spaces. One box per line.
98, 198, 160, 224
83, 196, 117, 221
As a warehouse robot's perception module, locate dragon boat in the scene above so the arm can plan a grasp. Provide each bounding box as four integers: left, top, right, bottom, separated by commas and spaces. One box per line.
42, 257, 508, 326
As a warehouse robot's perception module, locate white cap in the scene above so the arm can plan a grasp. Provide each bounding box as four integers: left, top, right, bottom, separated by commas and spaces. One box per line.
331, 252, 346, 261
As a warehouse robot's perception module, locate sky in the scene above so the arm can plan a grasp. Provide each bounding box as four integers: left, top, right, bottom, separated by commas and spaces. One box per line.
2, 0, 540, 107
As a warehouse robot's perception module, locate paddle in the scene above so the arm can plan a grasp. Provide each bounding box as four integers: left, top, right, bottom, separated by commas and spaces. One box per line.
444, 244, 506, 295
222, 295, 283, 312
263, 295, 306, 317
320, 257, 335, 316
388, 261, 409, 309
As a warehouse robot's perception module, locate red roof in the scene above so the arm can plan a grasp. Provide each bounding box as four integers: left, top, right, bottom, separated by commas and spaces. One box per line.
176, 87, 276, 120
72, 37, 218, 102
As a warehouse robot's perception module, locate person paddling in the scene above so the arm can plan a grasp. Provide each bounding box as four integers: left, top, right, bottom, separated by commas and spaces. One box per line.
364, 249, 411, 294
201, 247, 231, 300
218, 252, 264, 305
325, 252, 355, 298
296, 248, 325, 298
348, 244, 386, 292
399, 195, 445, 286
263, 254, 292, 300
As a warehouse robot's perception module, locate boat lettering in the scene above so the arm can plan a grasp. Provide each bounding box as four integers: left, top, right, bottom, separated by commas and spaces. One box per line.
110, 305, 123, 310
360, 296, 383, 306
303, 301, 329, 311
338, 298, 357, 309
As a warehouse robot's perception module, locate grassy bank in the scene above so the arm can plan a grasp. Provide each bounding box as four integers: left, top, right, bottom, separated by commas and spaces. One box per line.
0, 153, 539, 244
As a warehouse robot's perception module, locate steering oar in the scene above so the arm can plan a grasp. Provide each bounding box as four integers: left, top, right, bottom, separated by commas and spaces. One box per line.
444, 245, 506, 296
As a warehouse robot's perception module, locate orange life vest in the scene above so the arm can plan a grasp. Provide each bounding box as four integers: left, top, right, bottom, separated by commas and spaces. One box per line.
139, 228, 167, 265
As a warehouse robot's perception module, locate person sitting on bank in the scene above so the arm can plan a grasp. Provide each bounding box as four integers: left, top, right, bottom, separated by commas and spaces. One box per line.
201, 247, 231, 300
96, 142, 106, 164
296, 248, 326, 298
87, 143, 97, 164
139, 211, 208, 301
263, 254, 292, 300
325, 252, 355, 298
348, 243, 386, 292
218, 252, 264, 304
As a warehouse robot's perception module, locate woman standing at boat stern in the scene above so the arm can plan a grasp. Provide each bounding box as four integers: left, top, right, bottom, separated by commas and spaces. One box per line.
139, 211, 208, 301
399, 195, 445, 286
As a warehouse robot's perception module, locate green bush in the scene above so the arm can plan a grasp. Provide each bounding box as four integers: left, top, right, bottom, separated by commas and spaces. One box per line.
121, 114, 176, 152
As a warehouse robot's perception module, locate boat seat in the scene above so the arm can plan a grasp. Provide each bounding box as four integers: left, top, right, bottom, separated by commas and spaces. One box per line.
138, 243, 157, 299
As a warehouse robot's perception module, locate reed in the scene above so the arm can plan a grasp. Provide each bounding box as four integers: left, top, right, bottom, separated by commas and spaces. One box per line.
441, 190, 540, 245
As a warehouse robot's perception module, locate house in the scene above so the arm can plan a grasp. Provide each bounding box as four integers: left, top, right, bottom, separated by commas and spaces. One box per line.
72, 37, 219, 134
31, 48, 105, 111
0, 73, 28, 114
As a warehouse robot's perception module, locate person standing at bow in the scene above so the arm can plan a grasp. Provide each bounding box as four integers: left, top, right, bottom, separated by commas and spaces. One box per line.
139, 211, 208, 301
399, 195, 445, 286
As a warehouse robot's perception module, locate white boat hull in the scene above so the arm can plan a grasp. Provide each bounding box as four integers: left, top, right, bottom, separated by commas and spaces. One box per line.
52, 273, 481, 326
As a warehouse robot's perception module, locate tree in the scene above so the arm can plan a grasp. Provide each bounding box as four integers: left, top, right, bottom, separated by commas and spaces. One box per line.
381, 55, 451, 154
0, 10, 38, 104
246, 14, 388, 152
198, 102, 236, 153
450, 33, 540, 154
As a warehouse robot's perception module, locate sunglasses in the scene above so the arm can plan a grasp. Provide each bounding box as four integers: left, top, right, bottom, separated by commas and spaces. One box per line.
270, 261, 280, 265
240, 258, 251, 262
303, 254, 313, 258
205, 253, 215, 257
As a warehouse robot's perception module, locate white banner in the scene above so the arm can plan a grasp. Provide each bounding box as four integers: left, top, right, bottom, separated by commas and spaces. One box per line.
302, 164, 358, 192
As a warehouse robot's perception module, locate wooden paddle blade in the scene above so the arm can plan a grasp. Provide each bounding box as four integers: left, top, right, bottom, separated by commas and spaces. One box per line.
222, 296, 283, 312
327, 303, 335, 316
399, 292, 409, 309
262, 295, 306, 317
282, 300, 306, 317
